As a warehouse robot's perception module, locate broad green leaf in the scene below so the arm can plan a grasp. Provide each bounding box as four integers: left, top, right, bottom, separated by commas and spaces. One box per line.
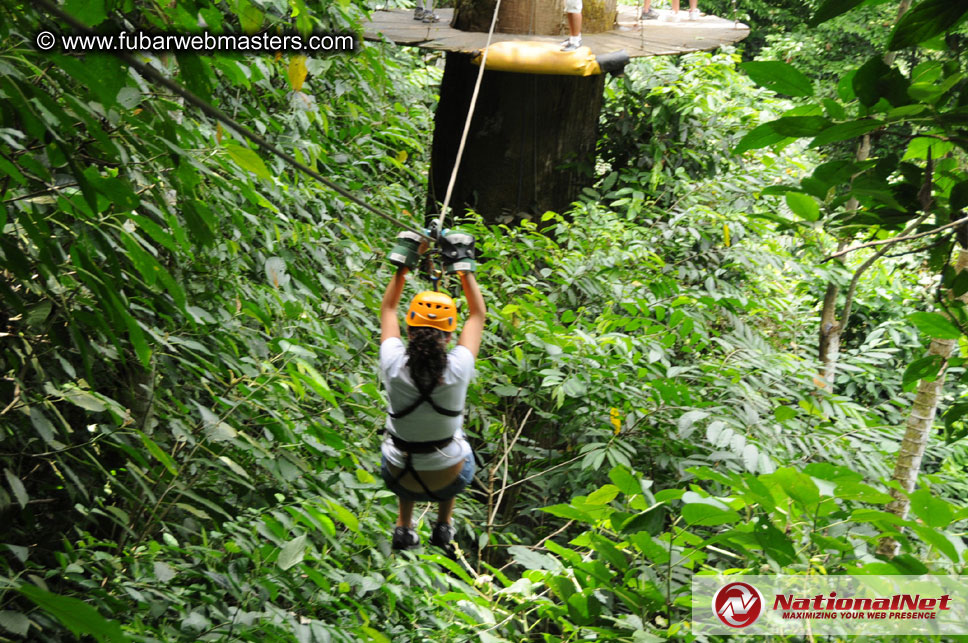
508, 545, 559, 571
236, 0, 265, 33
608, 465, 640, 496
943, 402, 968, 444
850, 508, 909, 525
586, 484, 620, 505
277, 534, 307, 570
19, 585, 126, 642
540, 503, 594, 523
0, 611, 29, 637
770, 116, 831, 137
810, 119, 883, 148
224, 143, 272, 180
910, 525, 960, 563
903, 137, 955, 161
62, 386, 107, 412
654, 488, 684, 502
908, 489, 955, 529
4, 469, 27, 509
681, 503, 741, 526
853, 57, 909, 107
809, 0, 865, 26
907, 312, 962, 339
769, 467, 820, 508
326, 500, 359, 532
139, 432, 178, 476
785, 192, 820, 221
64, 0, 108, 26
950, 180, 968, 212
217, 456, 249, 478
753, 517, 797, 565
902, 354, 946, 390
153, 561, 176, 582
29, 408, 58, 445
773, 406, 797, 422
677, 410, 709, 436
803, 463, 863, 483
832, 482, 893, 504
889, 0, 968, 49
615, 504, 665, 535
733, 122, 790, 154
588, 533, 627, 570
739, 61, 813, 97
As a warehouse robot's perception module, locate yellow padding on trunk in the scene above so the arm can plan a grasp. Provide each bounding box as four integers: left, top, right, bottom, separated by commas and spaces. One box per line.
471, 41, 601, 76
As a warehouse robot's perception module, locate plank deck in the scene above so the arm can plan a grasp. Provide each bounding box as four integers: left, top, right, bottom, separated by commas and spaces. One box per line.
363, 7, 748, 57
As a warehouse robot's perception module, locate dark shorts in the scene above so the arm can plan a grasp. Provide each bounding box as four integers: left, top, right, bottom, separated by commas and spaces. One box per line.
381, 453, 475, 502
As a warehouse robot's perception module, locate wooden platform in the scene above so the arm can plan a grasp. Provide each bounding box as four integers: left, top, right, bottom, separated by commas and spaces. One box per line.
363, 8, 748, 57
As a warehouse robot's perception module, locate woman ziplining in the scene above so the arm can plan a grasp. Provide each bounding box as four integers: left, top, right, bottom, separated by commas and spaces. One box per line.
378, 231, 486, 557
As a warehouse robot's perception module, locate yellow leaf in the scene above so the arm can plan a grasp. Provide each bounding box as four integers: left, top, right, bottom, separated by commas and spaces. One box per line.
216, 122, 223, 144
610, 407, 621, 435
395, 149, 407, 163
723, 223, 731, 247
288, 55, 308, 91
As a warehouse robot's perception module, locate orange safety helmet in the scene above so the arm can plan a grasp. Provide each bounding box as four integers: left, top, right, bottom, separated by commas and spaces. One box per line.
406, 291, 457, 333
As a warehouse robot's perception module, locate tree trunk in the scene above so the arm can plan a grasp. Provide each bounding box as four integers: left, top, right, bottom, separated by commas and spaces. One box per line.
877, 248, 968, 557
429, 52, 604, 223
817, 281, 841, 390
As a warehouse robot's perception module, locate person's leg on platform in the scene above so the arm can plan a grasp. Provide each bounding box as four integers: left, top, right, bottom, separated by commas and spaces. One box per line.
561, 0, 583, 50
688, 0, 699, 20
669, 0, 681, 21
641, 0, 658, 20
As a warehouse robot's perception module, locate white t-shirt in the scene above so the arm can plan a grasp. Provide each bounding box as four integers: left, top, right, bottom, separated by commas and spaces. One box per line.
379, 337, 474, 471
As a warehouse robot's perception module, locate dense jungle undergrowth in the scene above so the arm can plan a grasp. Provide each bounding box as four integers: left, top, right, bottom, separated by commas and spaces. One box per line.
2, 0, 968, 641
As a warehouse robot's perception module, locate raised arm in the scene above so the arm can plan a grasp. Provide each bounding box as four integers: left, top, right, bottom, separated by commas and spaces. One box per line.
457, 271, 486, 358
380, 267, 408, 343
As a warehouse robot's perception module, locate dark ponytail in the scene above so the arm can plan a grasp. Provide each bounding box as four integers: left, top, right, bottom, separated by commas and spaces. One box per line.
406, 326, 449, 393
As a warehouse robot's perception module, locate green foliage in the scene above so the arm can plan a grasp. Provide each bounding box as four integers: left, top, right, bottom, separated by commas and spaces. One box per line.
492, 464, 967, 639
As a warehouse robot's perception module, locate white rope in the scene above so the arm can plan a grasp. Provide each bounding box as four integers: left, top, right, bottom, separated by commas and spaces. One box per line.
436, 0, 504, 233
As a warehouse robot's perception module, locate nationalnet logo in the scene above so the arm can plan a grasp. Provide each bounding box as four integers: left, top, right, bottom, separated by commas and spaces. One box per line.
712, 582, 764, 628
693, 575, 968, 636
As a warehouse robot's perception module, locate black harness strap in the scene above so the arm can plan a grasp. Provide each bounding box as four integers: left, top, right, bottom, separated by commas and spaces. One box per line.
389, 432, 454, 453
386, 379, 463, 502
387, 432, 455, 502
387, 388, 462, 419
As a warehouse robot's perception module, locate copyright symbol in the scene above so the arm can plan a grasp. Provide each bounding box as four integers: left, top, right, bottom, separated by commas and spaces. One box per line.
36, 31, 56, 50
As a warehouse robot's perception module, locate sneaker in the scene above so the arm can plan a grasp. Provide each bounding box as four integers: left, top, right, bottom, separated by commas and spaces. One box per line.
422, 11, 440, 23
391, 526, 419, 550
640, 8, 659, 19
688, 8, 699, 20
430, 522, 456, 558
413, 6, 425, 20
666, 11, 681, 22
560, 37, 582, 52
